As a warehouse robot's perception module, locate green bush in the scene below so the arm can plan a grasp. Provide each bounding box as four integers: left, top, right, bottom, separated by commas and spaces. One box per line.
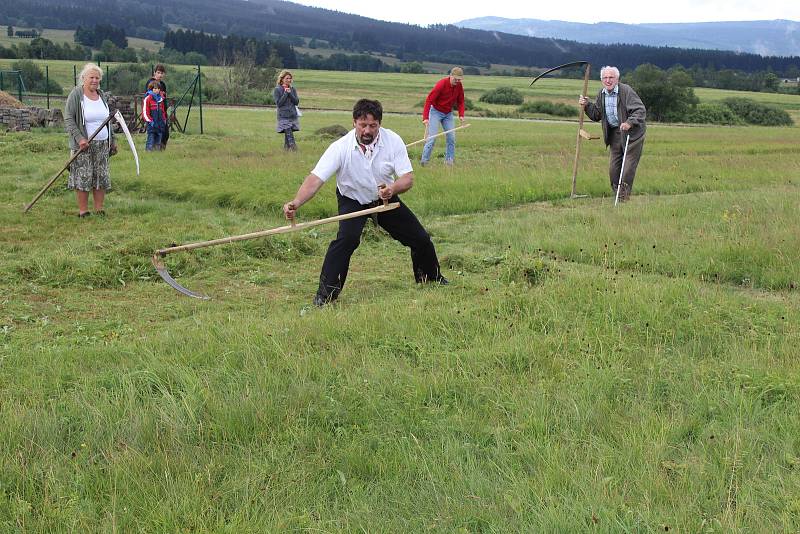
479, 86, 524, 105
106, 63, 151, 95
464, 97, 480, 111
399, 61, 424, 74
518, 100, 576, 117
242, 88, 275, 106
683, 103, 744, 125
722, 98, 793, 126
11, 59, 63, 95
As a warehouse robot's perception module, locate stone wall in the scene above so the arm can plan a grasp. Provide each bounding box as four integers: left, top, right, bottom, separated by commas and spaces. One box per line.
1, 95, 136, 133
108, 95, 137, 133
0, 107, 32, 131
28, 107, 64, 128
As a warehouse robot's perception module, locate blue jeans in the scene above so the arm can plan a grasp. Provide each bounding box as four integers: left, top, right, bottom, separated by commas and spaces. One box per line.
146, 123, 164, 151
421, 106, 455, 164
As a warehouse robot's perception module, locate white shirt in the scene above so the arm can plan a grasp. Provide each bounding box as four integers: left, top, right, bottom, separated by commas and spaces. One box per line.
311, 127, 413, 204
82, 94, 109, 141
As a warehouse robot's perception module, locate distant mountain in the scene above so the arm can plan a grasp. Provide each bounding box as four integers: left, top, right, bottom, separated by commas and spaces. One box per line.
455, 18, 800, 57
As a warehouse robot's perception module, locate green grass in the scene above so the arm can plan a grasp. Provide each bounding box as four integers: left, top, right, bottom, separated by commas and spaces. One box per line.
0, 29, 163, 52
4, 62, 799, 122
1, 81, 800, 531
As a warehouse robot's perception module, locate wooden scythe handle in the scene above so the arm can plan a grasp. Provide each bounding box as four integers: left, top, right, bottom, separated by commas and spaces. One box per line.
155, 202, 401, 257
571, 64, 592, 197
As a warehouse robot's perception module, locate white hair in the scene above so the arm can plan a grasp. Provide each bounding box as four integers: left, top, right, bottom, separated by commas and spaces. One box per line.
600, 66, 620, 79
78, 63, 103, 85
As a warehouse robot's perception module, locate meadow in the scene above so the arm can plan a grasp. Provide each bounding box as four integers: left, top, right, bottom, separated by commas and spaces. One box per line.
1, 71, 800, 531
0, 30, 163, 52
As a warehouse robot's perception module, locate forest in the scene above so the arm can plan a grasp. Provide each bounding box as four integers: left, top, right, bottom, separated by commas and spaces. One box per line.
2, 0, 799, 75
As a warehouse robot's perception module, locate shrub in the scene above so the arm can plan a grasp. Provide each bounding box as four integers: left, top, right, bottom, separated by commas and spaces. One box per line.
479, 86, 524, 105
11, 59, 62, 95
683, 103, 744, 125
106, 63, 151, 95
464, 97, 480, 111
722, 98, 793, 126
628, 63, 698, 122
399, 61, 424, 74
518, 100, 576, 117
241, 88, 274, 106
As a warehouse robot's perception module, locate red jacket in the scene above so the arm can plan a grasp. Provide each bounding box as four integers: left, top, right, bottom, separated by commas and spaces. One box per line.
423, 77, 465, 120
142, 93, 167, 124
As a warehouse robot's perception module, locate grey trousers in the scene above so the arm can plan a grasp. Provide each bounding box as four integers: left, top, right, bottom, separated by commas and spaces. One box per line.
609, 128, 645, 195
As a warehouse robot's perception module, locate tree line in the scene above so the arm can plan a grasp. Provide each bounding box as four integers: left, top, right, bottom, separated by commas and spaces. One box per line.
3, 0, 798, 76
164, 29, 297, 68
75, 24, 128, 49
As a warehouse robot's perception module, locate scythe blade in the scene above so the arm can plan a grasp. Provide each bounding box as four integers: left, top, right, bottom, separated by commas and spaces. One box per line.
530, 60, 590, 86
152, 254, 210, 300
114, 110, 140, 176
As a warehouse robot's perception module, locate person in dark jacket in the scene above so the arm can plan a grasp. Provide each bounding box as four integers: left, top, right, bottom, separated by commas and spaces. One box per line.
273, 69, 300, 151
579, 66, 647, 201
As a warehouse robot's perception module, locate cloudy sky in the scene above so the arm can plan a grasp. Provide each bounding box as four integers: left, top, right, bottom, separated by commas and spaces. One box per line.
291, 0, 798, 25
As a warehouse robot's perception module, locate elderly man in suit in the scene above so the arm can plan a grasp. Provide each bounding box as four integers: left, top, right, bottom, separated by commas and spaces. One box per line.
579, 66, 646, 201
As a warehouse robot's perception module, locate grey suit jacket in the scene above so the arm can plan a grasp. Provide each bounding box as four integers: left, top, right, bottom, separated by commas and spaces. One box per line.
585, 82, 646, 147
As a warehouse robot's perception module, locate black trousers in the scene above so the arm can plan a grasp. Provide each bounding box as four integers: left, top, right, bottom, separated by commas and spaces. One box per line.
161, 121, 170, 148
317, 190, 443, 300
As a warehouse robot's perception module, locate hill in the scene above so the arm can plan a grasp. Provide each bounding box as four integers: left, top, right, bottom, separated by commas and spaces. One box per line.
456, 17, 800, 58
2, 0, 799, 75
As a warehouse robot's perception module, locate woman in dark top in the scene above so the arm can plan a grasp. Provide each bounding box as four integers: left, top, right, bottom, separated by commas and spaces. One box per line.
273, 69, 300, 151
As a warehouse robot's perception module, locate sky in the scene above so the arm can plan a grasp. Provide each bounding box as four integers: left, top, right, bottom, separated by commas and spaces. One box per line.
291, 0, 799, 26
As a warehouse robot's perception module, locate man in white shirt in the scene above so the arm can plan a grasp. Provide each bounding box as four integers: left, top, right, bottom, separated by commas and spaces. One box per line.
283, 99, 447, 306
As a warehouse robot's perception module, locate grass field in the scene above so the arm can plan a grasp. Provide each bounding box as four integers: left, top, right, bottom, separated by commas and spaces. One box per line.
2, 72, 800, 531
0, 29, 163, 52
3, 59, 800, 124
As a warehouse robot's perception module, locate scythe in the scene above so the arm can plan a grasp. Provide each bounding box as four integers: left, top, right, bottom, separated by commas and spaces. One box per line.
152, 202, 401, 300
530, 60, 599, 198
23, 110, 140, 213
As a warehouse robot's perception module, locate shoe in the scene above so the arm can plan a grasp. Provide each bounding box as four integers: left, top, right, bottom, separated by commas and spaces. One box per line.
78, 211, 91, 218
618, 183, 631, 202
95, 210, 106, 217
313, 293, 335, 307
419, 161, 428, 167
436, 276, 449, 285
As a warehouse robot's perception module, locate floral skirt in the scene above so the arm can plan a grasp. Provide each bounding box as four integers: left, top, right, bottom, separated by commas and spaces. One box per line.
68, 140, 112, 191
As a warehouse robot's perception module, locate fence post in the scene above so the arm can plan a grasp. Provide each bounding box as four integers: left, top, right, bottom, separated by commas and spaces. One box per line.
198, 65, 203, 134
0, 71, 3, 91
46, 65, 50, 109
106, 65, 109, 91
18, 72, 22, 103
73, 64, 77, 87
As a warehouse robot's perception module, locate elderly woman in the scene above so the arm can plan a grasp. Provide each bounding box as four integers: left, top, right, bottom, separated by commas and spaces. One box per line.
273, 69, 300, 151
64, 62, 116, 218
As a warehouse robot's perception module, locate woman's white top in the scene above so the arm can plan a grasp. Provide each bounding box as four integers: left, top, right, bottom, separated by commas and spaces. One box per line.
82, 94, 109, 141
